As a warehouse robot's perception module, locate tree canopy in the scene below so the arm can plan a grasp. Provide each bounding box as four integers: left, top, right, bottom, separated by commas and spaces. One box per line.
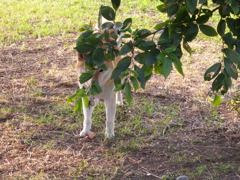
70, 0, 240, 111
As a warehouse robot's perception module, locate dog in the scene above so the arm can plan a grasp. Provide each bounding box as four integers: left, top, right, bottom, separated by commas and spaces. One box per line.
76, 32, 123, 138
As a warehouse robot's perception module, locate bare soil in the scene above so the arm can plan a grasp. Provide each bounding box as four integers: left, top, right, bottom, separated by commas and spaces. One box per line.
0, 37, 239, 179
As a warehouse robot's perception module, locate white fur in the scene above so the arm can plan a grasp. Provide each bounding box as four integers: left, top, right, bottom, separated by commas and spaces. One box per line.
77, 68, 123, 138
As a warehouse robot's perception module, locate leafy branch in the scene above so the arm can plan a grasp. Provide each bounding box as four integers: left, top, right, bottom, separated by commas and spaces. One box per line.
71, 0, 240, 110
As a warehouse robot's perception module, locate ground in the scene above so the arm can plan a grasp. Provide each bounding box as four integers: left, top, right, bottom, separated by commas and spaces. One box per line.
0, 36, 239, 179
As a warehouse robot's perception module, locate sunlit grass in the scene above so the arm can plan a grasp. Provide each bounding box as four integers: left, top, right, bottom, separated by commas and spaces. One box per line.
0, 0, 161, 44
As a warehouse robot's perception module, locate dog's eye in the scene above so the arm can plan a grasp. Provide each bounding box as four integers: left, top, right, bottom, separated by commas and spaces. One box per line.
99, 69, 104, 72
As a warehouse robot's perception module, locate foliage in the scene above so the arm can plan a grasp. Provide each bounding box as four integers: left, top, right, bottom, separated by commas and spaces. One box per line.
73, 0, 240, 106
228, 89, 240, 114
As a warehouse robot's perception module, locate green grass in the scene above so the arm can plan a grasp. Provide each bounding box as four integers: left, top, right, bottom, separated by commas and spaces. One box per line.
1, 0, 239, 179
0, 0, 161, 44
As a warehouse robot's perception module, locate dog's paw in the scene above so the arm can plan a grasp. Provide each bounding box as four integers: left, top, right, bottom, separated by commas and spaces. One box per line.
80, 130, 90, 137
105, 131, 115, 138
116, 100, 124, 106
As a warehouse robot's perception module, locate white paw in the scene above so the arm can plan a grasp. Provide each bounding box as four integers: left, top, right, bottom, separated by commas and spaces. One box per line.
105, 131, 115, 138
80, 130, 90, 137
116, 100, 124, 106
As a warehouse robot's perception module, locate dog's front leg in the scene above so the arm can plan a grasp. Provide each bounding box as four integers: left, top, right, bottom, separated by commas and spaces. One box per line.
105, 93, 116, 138
80, 98, 94, 137
116, 91, 123, 105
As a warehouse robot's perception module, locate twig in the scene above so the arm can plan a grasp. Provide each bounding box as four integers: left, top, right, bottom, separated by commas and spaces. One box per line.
162, 124, 170, 136
126, 157, 162, 179
138, 163, 162, 179
151, 27, 166, 41
212, 6, 220, 13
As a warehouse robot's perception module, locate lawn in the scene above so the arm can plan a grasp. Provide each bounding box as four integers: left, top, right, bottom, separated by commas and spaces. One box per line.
0, 0, 240, 179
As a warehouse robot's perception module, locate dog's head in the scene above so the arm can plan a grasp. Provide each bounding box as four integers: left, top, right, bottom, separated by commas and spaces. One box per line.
76, 29, 122, 89
76, 52, 120, 89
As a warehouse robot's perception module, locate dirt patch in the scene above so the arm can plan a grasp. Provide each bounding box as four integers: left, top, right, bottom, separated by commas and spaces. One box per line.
0, 37, 239, 179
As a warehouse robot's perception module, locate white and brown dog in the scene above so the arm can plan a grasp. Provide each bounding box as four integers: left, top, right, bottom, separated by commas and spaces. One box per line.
76, 32, 123, 138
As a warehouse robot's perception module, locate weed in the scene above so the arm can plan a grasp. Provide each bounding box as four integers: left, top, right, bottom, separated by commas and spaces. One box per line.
196, 165, 207, 176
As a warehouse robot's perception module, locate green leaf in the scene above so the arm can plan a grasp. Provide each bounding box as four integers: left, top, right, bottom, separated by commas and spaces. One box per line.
67, 89, 86, 102
154, 64, 163, 75
165, 46, 176, 53
224, 71, 232, 88
75, 44, 95, 54
196, 15, 210, 24
154, 21, 169, 30
122, 18, 132, 29
136, 41, 156, 51
224, 0, 232, 3
219, 4, 231, 17
113, 82, 125, 91
217, 19, 226, 37
93, 48, 105, 67
135, 52, 147, 64
157, 4, 167, 13
185, 0, 198, 14
100, 64, 108, 71
102, 22, 114, 29
120, 42, 133, 55
125, 83, 132, 104
185, 23, 199, 41
119, 69, 130, 78
175, 6, 190, 22
85, 37, 102, 47
112, 56, 131, 79
82, 95, 89, 108
122, 34, 131, 39
85, 52, 94, 68
199, 0, 207, 5
226, 18, 237, 35
111, 0, 121, 11
74, 98, 83, 112
100, 6, 116, 21
224, 58, 238, 80
142, 65, 153, 81
162, 57, 173, 79
146, 49, 159, 66
183, 41, 192, 55
231, 0, 239, 14
199, 25, 218, 36
223, 48, 240, 64
169, 53, 184, 76
212, 73, 225, 91
134, 65, 146, 89
79, 70, 95, 84
213, 94, 222, 108
76, 30, 93, 46
167, 3, 180, 17
130, 76, 139, 91
103, 29, 110, 41
89, 80, 102, 96
204, 63, 222, 81
135, 29, 151, 39
157, 52, 166, 65
222, 33, 236, 47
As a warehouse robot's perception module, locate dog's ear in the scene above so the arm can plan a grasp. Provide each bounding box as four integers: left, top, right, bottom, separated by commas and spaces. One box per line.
78, 53, 87, 61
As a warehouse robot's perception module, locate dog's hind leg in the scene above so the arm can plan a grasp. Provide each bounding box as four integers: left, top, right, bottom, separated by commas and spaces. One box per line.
80, 99, 95, 137
116, 91, 123, 105
105, 92, 116, 138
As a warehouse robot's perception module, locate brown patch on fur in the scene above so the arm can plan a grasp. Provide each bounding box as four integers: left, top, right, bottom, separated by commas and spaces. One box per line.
76, 29, 122, 77
75, 53, 85, 69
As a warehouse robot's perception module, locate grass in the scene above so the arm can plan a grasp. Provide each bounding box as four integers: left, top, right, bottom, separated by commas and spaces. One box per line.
0, 0, 160, 45
1, 0, 240, 179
